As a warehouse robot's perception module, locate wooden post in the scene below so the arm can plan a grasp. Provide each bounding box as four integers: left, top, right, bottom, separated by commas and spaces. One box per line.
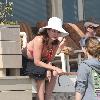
60, 53, 67, 72
74, 50, 83, 67
65, 54, 70, 72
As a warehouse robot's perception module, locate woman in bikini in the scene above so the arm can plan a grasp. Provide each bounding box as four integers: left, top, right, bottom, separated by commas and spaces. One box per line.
25, 17, 69, 100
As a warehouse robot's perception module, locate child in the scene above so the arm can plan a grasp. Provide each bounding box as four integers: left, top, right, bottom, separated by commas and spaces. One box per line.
75, 37, 100, 100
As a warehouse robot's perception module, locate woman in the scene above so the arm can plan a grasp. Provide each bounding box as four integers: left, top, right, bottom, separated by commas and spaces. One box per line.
75, 37, 100, 100
25, 17, 69, 100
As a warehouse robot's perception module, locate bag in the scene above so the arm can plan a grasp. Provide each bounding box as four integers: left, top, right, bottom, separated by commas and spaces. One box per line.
83, 62, 100, 98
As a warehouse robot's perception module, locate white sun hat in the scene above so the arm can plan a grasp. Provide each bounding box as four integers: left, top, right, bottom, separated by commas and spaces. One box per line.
39, 17, 69, 37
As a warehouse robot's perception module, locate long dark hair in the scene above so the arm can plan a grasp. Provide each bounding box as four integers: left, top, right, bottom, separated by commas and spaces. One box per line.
36, 28, 59, 45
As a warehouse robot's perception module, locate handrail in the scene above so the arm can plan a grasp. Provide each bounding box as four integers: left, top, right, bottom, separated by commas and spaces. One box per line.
59, 72, 77, 75
54, 49, 84, 72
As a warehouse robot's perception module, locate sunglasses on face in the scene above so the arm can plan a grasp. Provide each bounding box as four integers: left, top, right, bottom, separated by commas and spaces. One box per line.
88, 26, 96, 29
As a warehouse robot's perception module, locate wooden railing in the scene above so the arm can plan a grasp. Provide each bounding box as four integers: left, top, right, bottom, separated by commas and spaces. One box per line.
54, 50, 84, 72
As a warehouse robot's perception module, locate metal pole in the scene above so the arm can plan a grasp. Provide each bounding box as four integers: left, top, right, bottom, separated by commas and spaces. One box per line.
77, 0, 84, 21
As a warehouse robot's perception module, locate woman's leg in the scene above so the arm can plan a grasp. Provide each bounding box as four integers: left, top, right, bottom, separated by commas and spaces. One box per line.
45, 71, 58, 100
36, 80, 45, 100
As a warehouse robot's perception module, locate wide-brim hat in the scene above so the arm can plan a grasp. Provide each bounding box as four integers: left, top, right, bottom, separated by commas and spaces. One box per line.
84, 22, 99, 28
39, 17, 69, 37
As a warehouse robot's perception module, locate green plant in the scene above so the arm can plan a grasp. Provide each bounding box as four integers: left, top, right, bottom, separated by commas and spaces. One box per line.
0, 1, 17, 25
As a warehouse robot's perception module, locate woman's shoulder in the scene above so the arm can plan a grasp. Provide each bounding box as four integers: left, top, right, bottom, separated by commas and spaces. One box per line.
33, 35, 44, 42
27, 36, 43, 45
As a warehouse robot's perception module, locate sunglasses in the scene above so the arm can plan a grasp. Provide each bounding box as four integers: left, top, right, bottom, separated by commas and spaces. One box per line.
88, 26, 96, 29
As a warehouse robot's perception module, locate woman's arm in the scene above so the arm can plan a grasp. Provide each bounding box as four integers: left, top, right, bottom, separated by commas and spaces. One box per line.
75, 63, 90, 100
33, 36, 63, 74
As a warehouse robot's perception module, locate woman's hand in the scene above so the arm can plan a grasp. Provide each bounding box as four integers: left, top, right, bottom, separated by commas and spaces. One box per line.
54, 67, 64, 75
52, 70, 58, 76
